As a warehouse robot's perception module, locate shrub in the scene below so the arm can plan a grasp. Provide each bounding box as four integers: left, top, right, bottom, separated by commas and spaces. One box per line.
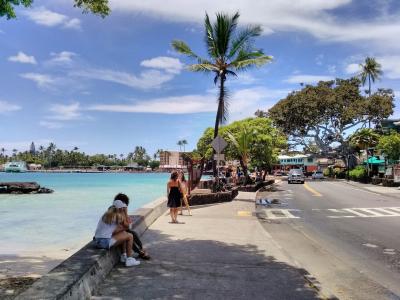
349, 166, 367, 182
323, 168, 332, 177
334, 168, 346, 179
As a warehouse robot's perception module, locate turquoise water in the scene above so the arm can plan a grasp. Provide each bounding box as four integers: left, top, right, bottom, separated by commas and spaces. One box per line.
0, 172, 168, 254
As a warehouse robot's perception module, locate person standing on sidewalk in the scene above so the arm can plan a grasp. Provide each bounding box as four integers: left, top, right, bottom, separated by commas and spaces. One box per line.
167, 171, 182, 223
179, 172, 192, 216
114, 193, 151, 260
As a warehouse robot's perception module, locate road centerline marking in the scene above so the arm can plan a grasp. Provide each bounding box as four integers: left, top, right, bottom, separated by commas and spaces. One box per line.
303, 182, 322, 197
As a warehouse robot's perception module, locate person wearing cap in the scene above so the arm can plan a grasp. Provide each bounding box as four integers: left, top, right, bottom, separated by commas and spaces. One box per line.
93, 200, 140, 267
114, 193, 151, 260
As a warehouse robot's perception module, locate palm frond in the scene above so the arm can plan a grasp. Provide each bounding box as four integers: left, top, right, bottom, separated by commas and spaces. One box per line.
188, 63, 218, 72
171, 40, 200, 60
228, 25, 262, 59
213, 11, 240, 58
230, 50, 272, 70
204, 13, 218, 58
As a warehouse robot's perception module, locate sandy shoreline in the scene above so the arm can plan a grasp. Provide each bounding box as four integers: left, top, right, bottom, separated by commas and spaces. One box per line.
0, 238, 89, 299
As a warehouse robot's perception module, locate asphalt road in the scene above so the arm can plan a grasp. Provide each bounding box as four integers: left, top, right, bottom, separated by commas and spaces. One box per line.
256, 179, 400, 300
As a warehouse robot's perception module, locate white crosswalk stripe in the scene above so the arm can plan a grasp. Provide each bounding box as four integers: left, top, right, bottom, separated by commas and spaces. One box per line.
327, 207, 400, 219
263, 209, 300, 219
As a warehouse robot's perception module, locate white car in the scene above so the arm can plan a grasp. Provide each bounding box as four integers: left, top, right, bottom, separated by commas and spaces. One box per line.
288, 169, 305, 184
312, 171, 324, 180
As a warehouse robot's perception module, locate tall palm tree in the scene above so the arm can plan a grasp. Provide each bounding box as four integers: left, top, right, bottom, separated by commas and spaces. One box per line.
359, 57, 383, 128
172, 12, 272, 140
182, 139, 188, 152
177, 140, 183, 152
359, 57, 383, 96
0, 147, 5, 157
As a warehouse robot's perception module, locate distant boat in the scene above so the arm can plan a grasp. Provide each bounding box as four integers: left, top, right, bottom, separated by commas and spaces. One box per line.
4, 161, 28, 173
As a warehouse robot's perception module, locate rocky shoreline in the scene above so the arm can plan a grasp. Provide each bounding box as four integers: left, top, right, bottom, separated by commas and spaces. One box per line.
0, 182, 53, 194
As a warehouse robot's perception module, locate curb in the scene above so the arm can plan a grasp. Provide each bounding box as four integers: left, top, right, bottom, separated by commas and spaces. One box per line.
16, 196, 168, 300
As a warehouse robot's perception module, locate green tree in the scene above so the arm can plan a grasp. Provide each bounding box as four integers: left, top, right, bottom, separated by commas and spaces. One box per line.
177, 140, 183, 151
377, 131, 400, 162
132, 146, 150, 166
1, 0, 109, 19
349, 128, 380, 153
268, 78, 393, 153
227, 125, 252, 183
172, 11, 272, 141
182, 139, 188, 152
359, 57, 382, 97
196, 117, 286, 182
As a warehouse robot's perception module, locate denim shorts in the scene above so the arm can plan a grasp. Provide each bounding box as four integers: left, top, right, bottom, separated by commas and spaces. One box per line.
94, 238, 116, 249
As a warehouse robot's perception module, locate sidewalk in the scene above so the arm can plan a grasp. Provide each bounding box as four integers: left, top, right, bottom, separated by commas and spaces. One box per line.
340, 179, 400, 199
92, 192, 320, 300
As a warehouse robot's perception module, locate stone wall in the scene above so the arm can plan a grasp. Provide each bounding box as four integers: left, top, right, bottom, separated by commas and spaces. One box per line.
188, 188, 238, 206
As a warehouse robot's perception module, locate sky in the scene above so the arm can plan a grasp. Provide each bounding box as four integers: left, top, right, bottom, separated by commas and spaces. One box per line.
1, 0, 400, 157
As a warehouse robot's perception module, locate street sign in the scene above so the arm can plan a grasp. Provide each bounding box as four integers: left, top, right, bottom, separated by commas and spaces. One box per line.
214, 154, 225, 161
211, 136, 227, 153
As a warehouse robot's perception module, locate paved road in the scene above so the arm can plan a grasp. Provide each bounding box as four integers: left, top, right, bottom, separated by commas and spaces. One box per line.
257, 180, 400, 300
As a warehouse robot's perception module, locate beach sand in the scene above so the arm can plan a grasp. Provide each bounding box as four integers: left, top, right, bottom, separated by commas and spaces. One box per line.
0, 240, 88, 299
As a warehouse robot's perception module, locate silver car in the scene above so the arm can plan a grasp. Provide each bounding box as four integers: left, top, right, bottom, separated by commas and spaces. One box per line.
312, 171, 324, 180
288, 169, 305, 184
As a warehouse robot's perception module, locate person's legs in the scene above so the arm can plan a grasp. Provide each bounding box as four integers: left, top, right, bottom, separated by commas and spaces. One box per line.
112, 231, 133, 257
182, 195, 191, 215
173, 208, 179, 222
179, 198, 183, 215
169, 208, 175, 222
126, 229, 143, 253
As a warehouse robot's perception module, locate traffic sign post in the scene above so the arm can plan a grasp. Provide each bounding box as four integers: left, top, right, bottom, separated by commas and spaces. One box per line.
211, 136, 227, 184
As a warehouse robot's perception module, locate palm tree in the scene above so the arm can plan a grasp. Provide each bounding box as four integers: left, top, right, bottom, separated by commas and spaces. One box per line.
359, 57, 383, 96
182, 139, 188, 152
359, 57, 383, 128
0, 147, 5, 157
349, 128, 380, 176
177, 140, 183, 152
172, 12, 272, 140
227, 126, 253, 184
73, 146, 79, 151
12, 149, 18, 160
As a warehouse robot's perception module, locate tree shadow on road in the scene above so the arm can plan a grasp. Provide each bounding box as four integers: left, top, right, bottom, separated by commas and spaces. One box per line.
95, 229, 326, 300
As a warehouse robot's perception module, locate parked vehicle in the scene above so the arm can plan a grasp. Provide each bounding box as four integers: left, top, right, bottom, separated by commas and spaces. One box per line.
312, 171, 324, 180
288, 169, 305, 184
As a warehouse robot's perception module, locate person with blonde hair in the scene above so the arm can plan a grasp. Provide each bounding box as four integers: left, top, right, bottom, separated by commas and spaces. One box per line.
94, 200, 140, 267
179, 172, 192, 216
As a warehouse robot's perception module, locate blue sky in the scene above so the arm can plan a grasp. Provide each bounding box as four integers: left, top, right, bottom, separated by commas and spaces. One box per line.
1, 0, 399, 157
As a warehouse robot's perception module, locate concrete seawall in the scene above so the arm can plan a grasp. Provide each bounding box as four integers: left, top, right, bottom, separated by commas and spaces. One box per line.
16, 196, 168, 300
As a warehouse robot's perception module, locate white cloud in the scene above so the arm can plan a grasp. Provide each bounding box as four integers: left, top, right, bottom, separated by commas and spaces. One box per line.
345, 63, 360, 74
48, 102, 81, 121
39, 121, 63, 129
63, 18, 81, 29
8, 52, 37, 64
88, 86, 288, 121
48, 51, 76, 65
71, 68, 175, 89
377, 56, 400, 79
23, 7, 81, 29
345, 56, 400, 79
140, 56, 184, 74
284, 74, 333, 84
0, 100, 22, 114
108, 0, 400, 51
20, 73, 55, 88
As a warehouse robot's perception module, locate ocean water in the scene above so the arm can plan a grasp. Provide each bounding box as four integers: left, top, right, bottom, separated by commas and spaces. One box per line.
0, 172, 169, 255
